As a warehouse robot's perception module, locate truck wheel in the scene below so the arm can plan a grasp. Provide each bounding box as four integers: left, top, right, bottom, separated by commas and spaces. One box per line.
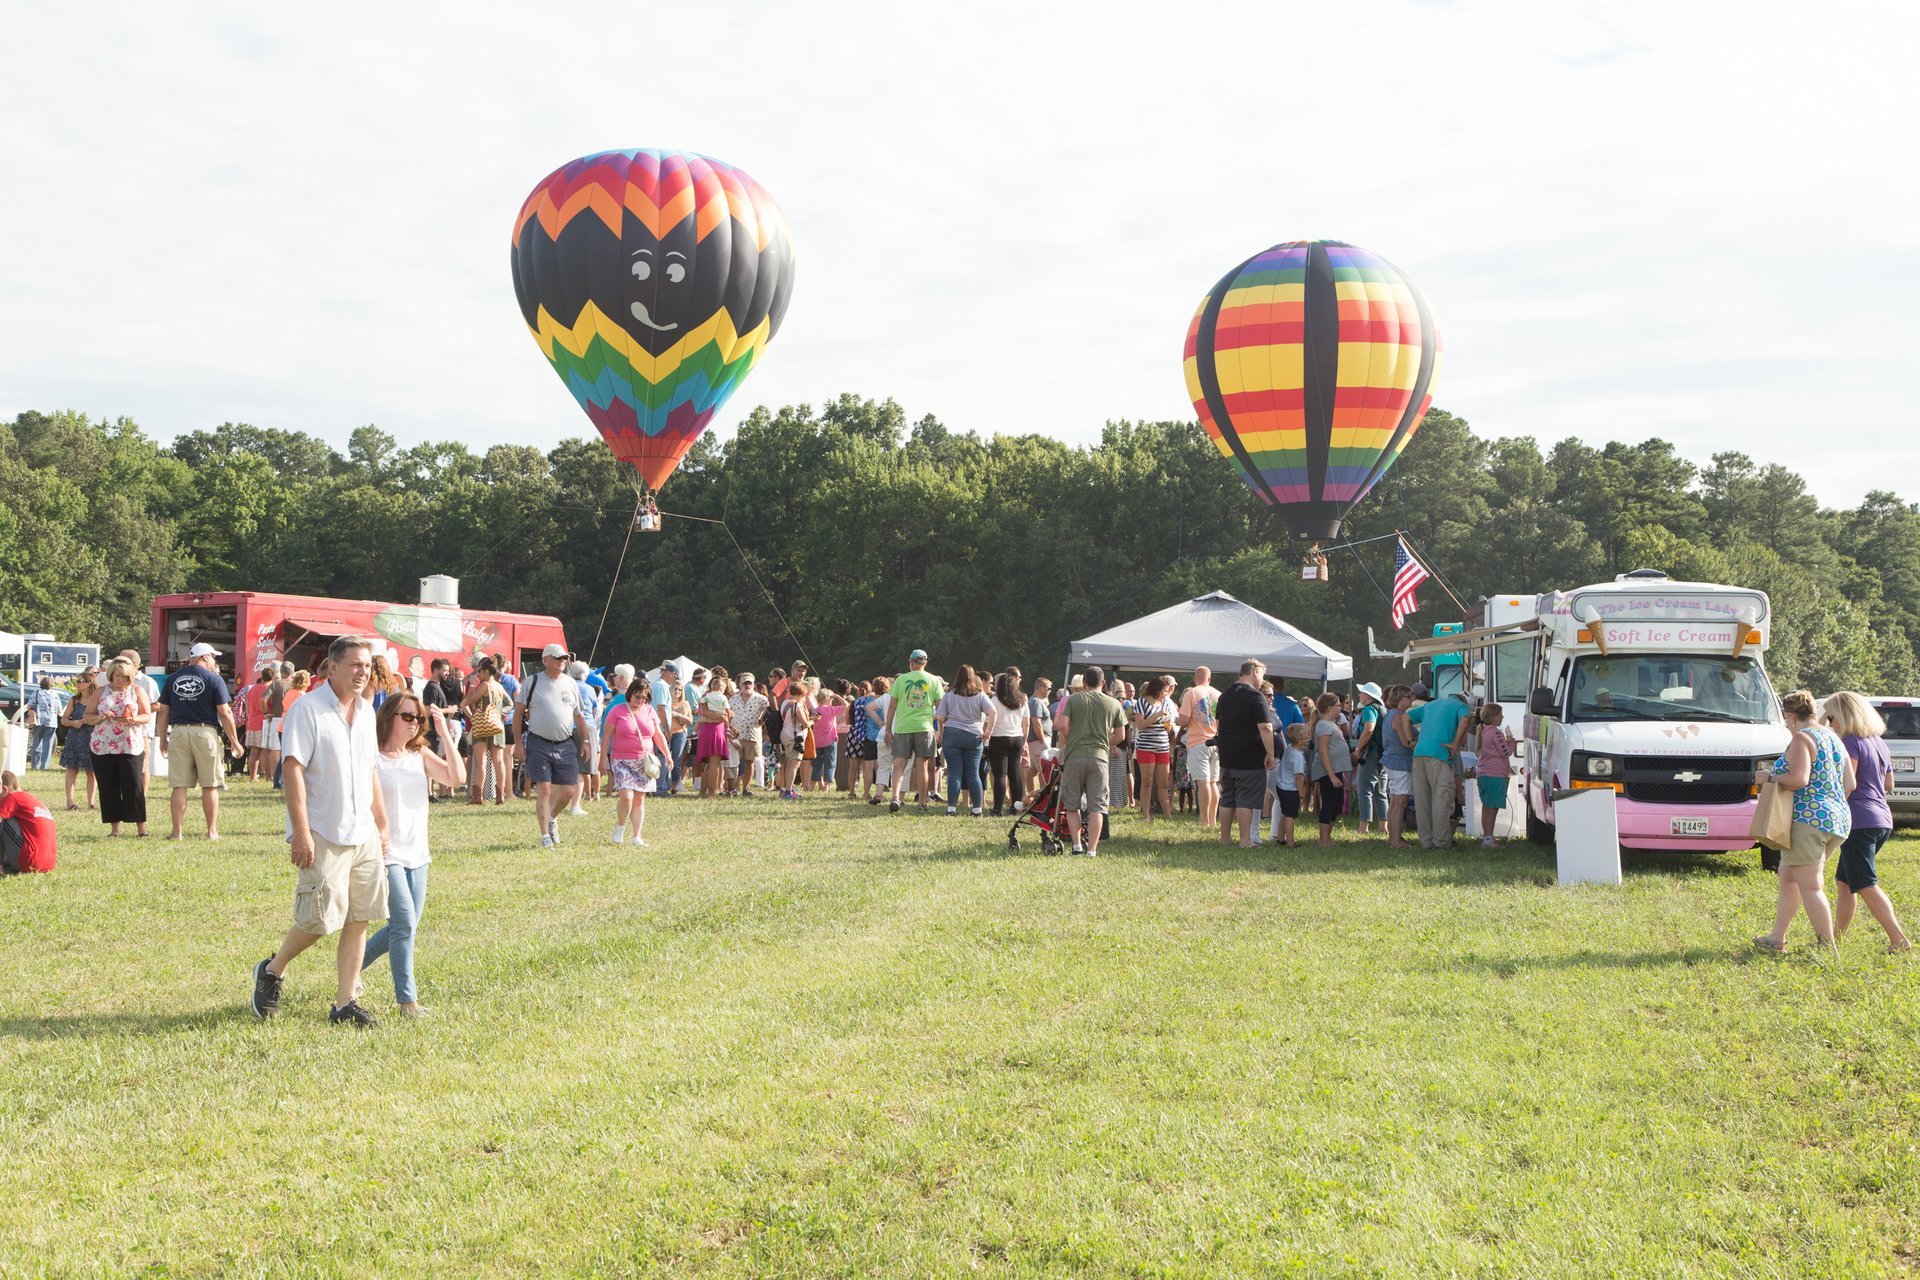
1525, 805, 1555, 846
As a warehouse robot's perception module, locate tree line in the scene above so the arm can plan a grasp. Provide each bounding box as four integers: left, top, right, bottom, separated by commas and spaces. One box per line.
5, 402, 1915, 695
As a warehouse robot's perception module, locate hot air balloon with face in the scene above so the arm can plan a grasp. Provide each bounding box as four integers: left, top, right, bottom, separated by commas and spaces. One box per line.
511, 149, 796, 499
1183, 240, 1440, 544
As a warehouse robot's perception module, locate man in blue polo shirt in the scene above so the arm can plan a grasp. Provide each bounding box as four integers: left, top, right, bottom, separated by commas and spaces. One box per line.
1405, 692, 1471, 849
155, 643, 244, 841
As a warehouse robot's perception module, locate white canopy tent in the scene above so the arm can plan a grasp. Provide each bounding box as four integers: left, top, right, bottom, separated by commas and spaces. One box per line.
645, 654, 706, 683
1070, 591, 1353, 685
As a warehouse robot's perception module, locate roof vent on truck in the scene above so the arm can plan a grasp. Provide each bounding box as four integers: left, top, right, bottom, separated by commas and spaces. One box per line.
1616, 568, 1670, 582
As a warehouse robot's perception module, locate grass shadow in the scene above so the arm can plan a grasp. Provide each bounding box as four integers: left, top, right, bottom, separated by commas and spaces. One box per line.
1432, 945, 1738, 975
935, 821, 1762, 888
1, 1007, 247, 1041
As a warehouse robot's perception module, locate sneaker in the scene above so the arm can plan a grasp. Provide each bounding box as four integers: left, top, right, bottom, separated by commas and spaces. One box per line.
1071, 841, 1085, 855
1480, 837, 1497, 848
629, 835, 649, 848
610, 827, 626, 844
947, 806, 958, 816
328, 1000, 378, 1028
889, 798, 901, 814
547, 817, 560, 844
567, 804, 588, 817
971, 808, 983, 818
250, 957, 283, 1019
540, 833, 556, 849
1012, 801, 1025, 813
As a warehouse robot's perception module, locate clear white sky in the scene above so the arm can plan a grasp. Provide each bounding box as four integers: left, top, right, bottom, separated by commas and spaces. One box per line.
3, 1, 1914, 506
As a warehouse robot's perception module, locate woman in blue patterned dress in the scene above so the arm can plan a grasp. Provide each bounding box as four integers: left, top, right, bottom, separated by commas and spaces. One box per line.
1753, 689, 1854, 952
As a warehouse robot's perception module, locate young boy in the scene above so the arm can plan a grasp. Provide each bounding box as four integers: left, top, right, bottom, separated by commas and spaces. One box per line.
1271, 723, 1309, 848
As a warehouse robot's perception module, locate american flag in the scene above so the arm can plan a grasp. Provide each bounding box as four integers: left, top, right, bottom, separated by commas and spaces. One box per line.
1392, 537, 1431, 629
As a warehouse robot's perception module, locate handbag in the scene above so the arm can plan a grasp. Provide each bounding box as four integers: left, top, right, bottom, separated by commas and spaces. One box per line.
1749, 780, 1793, 851
469, 691, 502, 739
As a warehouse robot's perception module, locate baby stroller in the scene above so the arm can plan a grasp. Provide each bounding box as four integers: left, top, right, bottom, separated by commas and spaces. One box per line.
1009, 752, 1068, 855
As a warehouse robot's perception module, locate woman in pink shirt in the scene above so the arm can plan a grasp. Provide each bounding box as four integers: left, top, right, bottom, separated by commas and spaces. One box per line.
807, 680, 847, 794
599, 684, 670, 846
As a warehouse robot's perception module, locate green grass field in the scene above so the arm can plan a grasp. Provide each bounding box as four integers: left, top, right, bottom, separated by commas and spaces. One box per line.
3, 777, 1917, 1277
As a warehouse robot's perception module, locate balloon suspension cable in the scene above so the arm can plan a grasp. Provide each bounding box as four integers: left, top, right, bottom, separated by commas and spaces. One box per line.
656, 505, 816, 675
586, 495, 645, 668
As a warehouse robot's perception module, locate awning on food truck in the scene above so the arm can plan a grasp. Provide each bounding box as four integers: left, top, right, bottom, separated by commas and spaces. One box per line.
1071, 590, 1353, 683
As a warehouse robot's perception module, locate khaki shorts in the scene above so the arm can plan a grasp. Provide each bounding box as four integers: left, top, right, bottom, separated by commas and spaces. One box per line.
293, 834, 389, 936
168, 724, 227, 790
891, 729, 936, 761
1185, 742, 1220, 783
1062, 755, 1111, 815
1784, 821, 1845, 868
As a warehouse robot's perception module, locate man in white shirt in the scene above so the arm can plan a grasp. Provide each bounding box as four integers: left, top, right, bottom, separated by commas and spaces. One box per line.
515, 643, 591, 847
249, 635, 390, 1028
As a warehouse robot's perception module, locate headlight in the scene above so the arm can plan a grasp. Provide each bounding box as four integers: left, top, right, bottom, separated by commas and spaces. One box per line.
1573, 752, 1618, 778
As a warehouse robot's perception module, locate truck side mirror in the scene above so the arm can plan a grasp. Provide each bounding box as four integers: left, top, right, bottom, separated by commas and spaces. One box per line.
1529, 686, 1557, 717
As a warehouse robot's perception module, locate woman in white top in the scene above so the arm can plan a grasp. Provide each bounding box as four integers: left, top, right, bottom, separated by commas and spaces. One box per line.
985, 672, 1030, 818
362, 690, 465, 1016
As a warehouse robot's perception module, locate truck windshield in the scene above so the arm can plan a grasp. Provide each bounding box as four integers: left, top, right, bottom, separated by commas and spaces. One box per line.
1568, 654, 1779, 725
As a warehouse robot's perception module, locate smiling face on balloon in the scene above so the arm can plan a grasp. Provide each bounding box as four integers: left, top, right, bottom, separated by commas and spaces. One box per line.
608, 215, 732, 356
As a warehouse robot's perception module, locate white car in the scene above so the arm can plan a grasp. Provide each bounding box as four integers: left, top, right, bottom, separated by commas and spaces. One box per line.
1868, 697, 1920, 821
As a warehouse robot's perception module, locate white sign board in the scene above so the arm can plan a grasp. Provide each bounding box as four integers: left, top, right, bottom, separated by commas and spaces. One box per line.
1554, 788, 1623, 886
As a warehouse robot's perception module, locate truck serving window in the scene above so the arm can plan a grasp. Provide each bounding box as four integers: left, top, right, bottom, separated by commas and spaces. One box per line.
1568, 655, 1779, 725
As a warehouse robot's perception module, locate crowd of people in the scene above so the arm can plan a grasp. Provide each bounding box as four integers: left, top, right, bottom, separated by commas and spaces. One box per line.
10, 639, 1907, 1020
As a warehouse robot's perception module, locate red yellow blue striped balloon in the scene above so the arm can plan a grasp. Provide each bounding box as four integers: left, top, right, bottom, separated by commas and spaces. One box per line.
511, 149, 796, 492
1183, 240, 1440, 540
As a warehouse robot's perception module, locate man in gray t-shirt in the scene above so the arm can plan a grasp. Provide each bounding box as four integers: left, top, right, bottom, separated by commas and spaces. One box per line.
514, 643, 591, 848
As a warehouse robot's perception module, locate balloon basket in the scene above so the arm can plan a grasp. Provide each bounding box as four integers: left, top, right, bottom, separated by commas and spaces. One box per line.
1300, 546, 1329, 583
634, 487, 662, 534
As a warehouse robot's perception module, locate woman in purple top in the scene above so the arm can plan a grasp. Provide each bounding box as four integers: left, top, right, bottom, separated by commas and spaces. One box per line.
1823, 691, 1910, 953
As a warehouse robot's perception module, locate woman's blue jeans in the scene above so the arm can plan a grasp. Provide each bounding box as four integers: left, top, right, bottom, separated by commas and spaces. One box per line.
666, 730, 688, 791
1352, 758, 1387, 822
363, 863, 429, 1004
942, 729, 984, 810
810, 742, 839, 785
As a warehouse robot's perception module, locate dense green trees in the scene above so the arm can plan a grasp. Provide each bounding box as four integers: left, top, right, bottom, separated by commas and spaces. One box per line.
3, 403, 1912, 694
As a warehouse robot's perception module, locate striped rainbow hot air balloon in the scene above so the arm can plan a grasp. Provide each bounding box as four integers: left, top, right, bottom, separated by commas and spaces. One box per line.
1183, 240, 1440, 541
511, 149, 796, 493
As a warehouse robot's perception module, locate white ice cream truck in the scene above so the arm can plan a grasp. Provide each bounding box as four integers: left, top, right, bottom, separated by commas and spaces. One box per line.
1387, 571, 1791, 854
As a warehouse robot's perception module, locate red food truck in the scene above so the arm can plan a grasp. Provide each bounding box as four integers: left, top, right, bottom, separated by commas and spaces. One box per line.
149, 587, 569, 683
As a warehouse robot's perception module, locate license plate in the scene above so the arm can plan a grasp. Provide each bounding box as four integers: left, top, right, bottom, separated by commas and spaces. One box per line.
1893, 757, 1917, 774
1670, 817, 1710, 836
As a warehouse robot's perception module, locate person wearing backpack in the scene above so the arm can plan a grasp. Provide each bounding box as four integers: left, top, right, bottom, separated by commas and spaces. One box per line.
1349, 682, 1388, 837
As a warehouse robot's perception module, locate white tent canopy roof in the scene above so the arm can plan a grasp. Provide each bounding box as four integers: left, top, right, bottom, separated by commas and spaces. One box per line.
644, 655, 705, 683
1070, 591, 1353, 683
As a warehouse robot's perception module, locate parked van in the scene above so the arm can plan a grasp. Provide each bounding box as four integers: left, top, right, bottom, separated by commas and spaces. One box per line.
1866, 697, 1920, 822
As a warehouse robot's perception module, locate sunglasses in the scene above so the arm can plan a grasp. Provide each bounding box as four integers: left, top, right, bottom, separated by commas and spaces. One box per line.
395, 711, 421, 723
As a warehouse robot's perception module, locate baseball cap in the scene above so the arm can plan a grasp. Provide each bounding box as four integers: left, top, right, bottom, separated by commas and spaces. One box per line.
541, 643, 569, 659
909, 648, 928, 661
188, 642, 220, 658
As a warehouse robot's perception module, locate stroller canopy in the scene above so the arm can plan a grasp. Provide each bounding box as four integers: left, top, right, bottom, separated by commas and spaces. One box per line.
1070, 590, 1353, 684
